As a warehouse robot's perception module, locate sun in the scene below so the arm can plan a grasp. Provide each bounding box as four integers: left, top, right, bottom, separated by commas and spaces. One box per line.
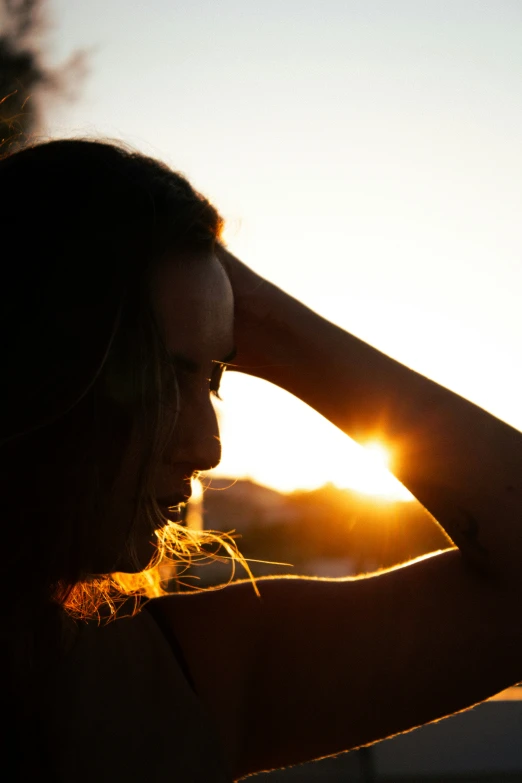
209, 374, 414, 500
363, 441, 391, 471
337, 439, 411, 501
348, 440, 412, 500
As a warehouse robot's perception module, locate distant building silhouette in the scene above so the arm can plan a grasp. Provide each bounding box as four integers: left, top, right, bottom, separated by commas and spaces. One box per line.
194, 477, 450, 584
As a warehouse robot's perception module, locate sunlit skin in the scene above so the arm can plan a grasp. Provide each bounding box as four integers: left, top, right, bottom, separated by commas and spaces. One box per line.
97, 252, 234, 574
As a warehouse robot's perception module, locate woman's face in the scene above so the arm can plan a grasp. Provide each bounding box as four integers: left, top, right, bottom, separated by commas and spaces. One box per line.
96, 251, 235, 574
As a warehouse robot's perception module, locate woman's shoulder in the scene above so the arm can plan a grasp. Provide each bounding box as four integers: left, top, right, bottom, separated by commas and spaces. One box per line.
46, 604, 201, 722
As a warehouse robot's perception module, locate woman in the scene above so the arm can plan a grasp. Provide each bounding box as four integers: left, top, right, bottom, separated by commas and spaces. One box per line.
1, 138, 521, 782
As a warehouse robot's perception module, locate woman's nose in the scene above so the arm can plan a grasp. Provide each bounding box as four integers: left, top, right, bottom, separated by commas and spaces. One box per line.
163, 396, 221, 473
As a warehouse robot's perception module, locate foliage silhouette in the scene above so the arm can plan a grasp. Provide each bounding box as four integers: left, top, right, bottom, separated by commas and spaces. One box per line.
0, 0, 86, 149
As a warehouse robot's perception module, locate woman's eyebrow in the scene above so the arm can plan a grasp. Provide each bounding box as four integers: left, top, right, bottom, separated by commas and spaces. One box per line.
168, 347, 237, 373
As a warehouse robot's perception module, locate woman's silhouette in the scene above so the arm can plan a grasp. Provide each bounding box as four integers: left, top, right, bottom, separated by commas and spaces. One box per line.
1, 139, 521, 781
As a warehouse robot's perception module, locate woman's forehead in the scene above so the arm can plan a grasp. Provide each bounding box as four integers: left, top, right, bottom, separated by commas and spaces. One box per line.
152, 252, 234, 361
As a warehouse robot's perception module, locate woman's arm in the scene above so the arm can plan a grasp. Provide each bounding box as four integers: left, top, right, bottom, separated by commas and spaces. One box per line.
160, 553, 522, 778
218, 247, 522, 583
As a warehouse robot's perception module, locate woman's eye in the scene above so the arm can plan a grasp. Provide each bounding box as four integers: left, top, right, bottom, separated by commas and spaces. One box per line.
209, 363, 226, 400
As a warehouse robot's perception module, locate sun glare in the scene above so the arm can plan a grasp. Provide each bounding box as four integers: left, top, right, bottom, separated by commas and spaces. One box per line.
209, 374, 414, 501
363, 442, 391, 471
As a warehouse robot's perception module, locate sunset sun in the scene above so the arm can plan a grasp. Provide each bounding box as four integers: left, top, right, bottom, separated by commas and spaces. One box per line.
210, 374, 413, 500
363, 442, 391, 471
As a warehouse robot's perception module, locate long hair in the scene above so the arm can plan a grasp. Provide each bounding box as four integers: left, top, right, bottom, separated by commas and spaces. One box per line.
0, 139, 246, 658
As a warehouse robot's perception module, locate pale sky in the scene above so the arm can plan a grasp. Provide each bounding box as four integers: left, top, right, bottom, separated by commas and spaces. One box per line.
43, 0, 522, 495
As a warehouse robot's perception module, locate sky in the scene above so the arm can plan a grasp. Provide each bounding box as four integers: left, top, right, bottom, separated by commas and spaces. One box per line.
42, 0, 522, 495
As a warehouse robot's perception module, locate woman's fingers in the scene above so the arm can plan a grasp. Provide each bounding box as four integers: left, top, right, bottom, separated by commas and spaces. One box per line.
215, 245, 279, 370
216, 245, 269, 304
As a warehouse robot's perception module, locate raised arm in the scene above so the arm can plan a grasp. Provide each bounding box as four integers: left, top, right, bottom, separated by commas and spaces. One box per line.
218, 247, 522, 583
150, 250, 522, 780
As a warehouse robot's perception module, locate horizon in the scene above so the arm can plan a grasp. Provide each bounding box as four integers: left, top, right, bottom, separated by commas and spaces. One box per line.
204, 472, 415, 502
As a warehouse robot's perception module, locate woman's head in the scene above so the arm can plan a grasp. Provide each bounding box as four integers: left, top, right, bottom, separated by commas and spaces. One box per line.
101, 250, 234, 575
0, 138, 233, 616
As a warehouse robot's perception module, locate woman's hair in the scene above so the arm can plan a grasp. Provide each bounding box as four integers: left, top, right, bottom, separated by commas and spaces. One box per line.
0, 139, 245, 647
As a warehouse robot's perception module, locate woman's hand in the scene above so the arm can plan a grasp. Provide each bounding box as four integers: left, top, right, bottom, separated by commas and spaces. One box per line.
216, 245, 281, 372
